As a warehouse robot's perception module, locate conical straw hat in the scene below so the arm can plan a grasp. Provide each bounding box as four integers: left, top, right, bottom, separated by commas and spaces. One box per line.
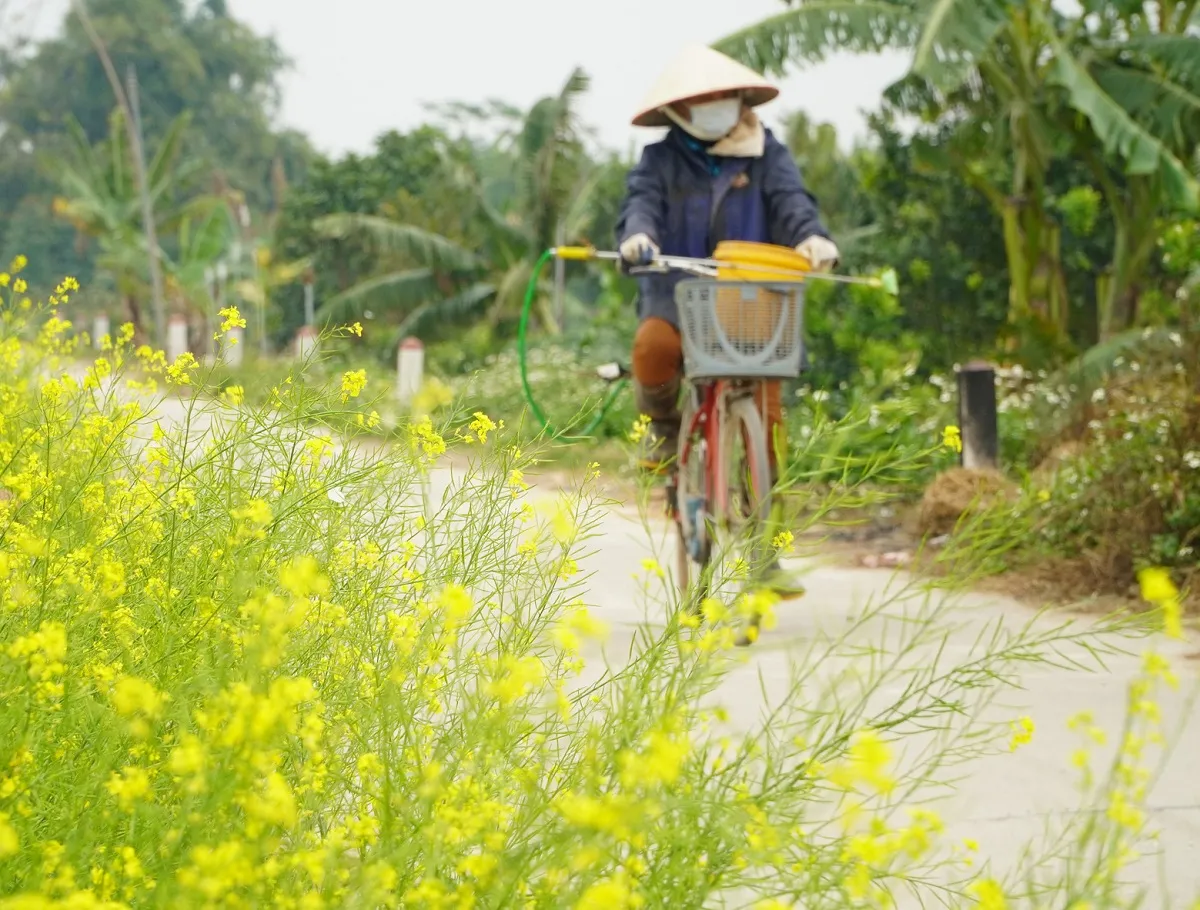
632, 45, 779, 128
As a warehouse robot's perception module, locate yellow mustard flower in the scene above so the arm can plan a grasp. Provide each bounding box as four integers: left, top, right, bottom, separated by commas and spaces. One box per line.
340, 369, 368, 402
1009, 716, 1035, 751
942, 424, 963, 453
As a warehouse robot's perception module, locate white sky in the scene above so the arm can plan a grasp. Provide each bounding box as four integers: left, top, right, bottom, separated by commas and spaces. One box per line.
21, 0, 910, 157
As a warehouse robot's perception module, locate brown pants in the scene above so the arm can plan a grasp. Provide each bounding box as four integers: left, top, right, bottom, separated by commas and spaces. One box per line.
632, 317, 785, 467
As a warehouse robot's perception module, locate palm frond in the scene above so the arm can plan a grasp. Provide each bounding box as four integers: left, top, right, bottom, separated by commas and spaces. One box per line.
561, 166, 607, 241
395, 282, 497, 338
51, 169, 122, 230
147, 111, 194, 192
58, 116, 103, 185
1093, 64, 1200, 150
180, 205, 233, 266
489, 260, 539, 327
716, 0, 919, 76
910, 0, 1009, 92
314, 213, 483, 273
1048, 37, 1199, 211
316, 268, 438, 324
107, 108, 131, 202
1120, 34, 1200, 85
1048, 326, 1184, 402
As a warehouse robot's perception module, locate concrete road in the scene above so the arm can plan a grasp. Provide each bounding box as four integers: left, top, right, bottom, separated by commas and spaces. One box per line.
568, 492, 1200, 907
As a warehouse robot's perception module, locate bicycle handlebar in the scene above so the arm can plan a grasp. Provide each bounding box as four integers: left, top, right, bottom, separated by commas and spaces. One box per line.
554, 246, 732, 280
551, 245, 900, 295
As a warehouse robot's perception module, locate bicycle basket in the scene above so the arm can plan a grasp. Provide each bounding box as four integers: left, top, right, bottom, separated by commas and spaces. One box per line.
674, 279, 805, 380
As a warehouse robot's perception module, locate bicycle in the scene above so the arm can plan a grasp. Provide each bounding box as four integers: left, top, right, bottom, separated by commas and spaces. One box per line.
521, 241, 897, 645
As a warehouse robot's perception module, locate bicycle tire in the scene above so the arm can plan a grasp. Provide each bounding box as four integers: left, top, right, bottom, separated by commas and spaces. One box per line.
673, 393, 705, 597
715, 395, 772, 531
716, 394, 773, 644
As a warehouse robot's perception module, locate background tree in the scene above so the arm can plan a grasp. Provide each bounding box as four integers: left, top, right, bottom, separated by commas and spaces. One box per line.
0, 0, 311, 288
303, 68, 605, 348
42, 107, 203, 338
268, 126, 481, 351
718, 0, 1200, 349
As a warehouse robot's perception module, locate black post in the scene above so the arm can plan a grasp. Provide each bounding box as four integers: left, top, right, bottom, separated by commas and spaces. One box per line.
957, 360, 999, 470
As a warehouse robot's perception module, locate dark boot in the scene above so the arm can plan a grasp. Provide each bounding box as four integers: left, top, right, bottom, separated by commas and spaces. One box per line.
634, 379, 680, 472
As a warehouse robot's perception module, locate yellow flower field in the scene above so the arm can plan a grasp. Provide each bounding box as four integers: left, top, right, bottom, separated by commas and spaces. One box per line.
0, 269, 1192, 908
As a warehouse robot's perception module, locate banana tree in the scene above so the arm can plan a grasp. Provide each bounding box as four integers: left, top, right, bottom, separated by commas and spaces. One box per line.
43, 107, 200, 340
310, 67, 602, 344
718, 0, 1199, 342
1054, 6, 1200, 337
234, 243, 312, 354
162, 198, 237, 355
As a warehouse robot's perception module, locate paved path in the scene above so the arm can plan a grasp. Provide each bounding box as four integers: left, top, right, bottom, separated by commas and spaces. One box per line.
138, 389, 1200, 905
567, 492, 1200, 906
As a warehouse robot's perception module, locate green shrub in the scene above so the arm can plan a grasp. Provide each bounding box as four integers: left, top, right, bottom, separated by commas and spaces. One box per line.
447, 346, 637, 443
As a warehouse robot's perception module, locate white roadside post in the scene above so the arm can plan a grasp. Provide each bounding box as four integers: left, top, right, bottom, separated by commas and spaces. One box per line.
303, 269, 316, 326
295, 268, 318, 359
167, 314, 188, 361
225, 327, 245, 367
396, 336, 424, 406
295, 325, 317, 359
93, 314, 110, 350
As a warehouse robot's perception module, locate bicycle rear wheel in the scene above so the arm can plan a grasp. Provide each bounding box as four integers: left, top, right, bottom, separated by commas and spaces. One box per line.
672, 392, 708, 599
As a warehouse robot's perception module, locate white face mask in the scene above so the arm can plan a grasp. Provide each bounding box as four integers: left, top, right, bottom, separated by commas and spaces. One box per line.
672, 97, 742, 141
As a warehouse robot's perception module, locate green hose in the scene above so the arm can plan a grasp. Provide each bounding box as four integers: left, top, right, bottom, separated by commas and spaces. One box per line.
518, 248, 628, 440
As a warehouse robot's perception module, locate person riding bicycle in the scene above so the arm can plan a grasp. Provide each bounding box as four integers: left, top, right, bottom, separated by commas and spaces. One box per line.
614, 44, 838, 596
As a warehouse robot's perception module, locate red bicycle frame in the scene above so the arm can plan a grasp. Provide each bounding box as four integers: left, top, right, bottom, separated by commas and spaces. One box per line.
677, 380, 721, 512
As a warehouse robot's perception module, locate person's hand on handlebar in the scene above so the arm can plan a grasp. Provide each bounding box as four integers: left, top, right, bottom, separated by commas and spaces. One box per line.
796, 235, 839, 273
619, 233, 660, 266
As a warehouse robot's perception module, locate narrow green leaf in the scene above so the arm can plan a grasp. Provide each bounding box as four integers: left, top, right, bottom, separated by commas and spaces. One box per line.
314, 214, 483, 273
317, 268, 439, 324
716, 0, 919, 76
1048, 37, 1199, 211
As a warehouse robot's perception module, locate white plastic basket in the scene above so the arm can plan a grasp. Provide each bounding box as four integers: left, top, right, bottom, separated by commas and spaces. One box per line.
674, 279, 805, 380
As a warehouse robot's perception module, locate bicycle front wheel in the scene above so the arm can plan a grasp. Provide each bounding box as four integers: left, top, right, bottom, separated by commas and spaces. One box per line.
715, 395, 772, 534
711, 394, 774, 639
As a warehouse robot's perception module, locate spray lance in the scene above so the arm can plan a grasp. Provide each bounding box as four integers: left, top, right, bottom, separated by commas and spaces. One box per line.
519, 243, 900, 439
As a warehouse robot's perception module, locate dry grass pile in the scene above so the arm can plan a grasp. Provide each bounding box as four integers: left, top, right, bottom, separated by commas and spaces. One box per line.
917, 467, 1017, 538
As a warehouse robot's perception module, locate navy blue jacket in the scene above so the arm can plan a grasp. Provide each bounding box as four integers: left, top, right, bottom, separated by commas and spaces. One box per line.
615, 125, 830, 326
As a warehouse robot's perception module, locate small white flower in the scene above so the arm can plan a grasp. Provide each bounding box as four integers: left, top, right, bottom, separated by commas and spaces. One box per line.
1184, 452, 1200, 470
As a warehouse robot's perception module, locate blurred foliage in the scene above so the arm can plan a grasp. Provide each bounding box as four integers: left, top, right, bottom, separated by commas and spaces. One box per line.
0, 0, 311, 290
5, 0, 1199, 604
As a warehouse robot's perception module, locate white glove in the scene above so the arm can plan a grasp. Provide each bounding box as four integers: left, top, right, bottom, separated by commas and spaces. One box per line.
619, 233, 659, 266
796, 235, 839, 273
